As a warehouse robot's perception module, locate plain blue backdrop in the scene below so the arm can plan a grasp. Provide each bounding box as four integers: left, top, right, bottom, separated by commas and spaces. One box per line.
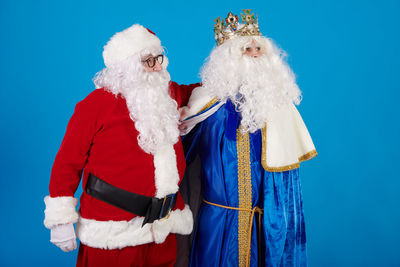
1, 0, 399, 266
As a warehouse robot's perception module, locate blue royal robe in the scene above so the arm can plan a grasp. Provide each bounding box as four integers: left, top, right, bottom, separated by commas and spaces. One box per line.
183, 99, 308, 267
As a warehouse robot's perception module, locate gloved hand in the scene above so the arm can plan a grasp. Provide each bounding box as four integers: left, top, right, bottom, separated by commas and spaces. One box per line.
50, 223, 77, 252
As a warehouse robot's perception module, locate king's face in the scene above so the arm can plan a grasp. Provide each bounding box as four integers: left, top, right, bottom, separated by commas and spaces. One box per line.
242, 40, 263, 58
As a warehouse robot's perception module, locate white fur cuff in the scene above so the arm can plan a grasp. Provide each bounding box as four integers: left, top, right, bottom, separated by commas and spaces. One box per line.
76, 205, 193, 249
152, 205, 193, 243
44, 196, 79, 229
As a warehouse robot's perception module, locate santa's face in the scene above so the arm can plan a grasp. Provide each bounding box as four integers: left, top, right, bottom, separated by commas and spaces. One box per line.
141, 54, 164, 72
242, 40, 263, 58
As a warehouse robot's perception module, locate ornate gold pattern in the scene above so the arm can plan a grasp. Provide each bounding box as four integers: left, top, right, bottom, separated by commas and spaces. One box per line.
236, 129, 252, 267
261, 126, 317, 172
198, 98, 219, 113
299, 150, 318, 162
213, 9, 261, 46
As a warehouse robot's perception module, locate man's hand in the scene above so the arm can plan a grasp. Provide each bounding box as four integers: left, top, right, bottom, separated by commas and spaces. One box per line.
50, 223, 78, 252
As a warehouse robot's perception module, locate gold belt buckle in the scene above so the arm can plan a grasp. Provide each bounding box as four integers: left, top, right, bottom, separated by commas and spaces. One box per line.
159, 212, 171, 221
159, 195, 172, 221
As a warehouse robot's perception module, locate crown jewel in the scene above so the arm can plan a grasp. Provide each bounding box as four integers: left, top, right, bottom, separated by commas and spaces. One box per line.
213, 9, 261, 46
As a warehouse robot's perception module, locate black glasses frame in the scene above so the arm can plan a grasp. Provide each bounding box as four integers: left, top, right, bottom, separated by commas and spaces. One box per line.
141, 54, 164, 68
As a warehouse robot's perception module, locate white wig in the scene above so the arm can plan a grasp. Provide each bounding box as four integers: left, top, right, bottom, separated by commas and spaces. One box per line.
201, 36, 302, 133
93, 47, 179, 154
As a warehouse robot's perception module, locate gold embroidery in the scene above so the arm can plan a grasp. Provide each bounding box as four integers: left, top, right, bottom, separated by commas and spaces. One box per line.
261, 125, 317, 172
237, 129, 252, 267
299, 150, 318, 162
198, 98, 219, 113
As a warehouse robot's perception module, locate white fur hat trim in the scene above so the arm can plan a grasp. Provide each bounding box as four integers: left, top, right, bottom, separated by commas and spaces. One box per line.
103, 24, 161, 67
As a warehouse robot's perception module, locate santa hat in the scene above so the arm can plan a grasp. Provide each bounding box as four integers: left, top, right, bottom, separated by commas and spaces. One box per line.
103, 24, 162, 67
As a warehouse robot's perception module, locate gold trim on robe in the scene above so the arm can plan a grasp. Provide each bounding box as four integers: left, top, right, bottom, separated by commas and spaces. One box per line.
262, 126, 317, 172
198, 98, 219, 113
180, 85, 317, 171
237, 129, 252, 267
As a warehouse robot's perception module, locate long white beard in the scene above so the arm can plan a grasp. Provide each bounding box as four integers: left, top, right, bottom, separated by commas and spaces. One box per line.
201, 36, 302, 133
124, 70, 179, 154
94, 57, 179, 154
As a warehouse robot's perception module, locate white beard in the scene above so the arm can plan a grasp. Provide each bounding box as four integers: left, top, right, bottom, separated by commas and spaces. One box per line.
93, 55, 180, 154
201, 36, 302, 133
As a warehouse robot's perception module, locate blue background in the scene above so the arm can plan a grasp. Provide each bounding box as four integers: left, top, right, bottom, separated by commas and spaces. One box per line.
1, 0, 399, 266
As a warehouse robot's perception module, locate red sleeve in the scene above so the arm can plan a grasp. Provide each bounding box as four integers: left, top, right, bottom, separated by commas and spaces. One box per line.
169, 81, 201, 108
49, 89, 110, 197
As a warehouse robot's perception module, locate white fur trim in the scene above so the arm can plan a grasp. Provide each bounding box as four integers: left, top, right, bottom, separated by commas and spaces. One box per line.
179, 85, 224, 135
180, 86, 214, 120
152, 205, 193, 243
180, 101, 225, 136
103, 24, 161, 67
44, 196, 79, 229
75, 205, 193, 249
153, 144, 180, 198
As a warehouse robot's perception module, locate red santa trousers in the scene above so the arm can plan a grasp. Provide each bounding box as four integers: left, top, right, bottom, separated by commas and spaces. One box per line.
76, 234, 176, 267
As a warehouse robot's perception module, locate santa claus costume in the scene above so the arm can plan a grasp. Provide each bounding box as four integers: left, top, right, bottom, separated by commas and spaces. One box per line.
43, 24, 197, 267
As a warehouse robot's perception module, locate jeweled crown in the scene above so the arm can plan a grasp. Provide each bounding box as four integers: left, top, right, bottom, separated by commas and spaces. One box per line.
213, 9, 261, 46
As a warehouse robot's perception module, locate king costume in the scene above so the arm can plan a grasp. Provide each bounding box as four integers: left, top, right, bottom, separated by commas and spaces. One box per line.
179, 10, 317, 267
43, 24, 198, 266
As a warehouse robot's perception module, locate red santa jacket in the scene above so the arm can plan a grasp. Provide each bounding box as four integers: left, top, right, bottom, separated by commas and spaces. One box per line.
44, 81, 199, 249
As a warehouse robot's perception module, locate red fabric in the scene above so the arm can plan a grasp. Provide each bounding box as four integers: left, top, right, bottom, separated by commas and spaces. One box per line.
169, 81, 200, 108
49, 82, 198, 222
146, 28, 156, 36
76, 234, 177, 267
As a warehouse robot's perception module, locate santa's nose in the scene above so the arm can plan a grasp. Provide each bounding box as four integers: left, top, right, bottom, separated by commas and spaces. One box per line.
153, 61, 162, 71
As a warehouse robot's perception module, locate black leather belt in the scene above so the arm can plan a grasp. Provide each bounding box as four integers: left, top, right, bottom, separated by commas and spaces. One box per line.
85, 173, 177, 226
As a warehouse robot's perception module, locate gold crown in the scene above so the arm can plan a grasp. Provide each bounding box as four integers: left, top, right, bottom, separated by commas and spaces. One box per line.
213, 9, 261, 46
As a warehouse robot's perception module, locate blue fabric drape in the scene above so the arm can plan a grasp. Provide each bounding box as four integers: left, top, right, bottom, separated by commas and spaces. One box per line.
184, 100, 307, 267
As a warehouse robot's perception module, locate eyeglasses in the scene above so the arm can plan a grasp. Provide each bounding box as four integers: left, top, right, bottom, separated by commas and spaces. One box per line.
141, 54, 164, 68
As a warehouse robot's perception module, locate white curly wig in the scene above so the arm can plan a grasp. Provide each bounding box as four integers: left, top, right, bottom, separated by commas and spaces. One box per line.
201, 35, 302, 133
93, 46, 179, 155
